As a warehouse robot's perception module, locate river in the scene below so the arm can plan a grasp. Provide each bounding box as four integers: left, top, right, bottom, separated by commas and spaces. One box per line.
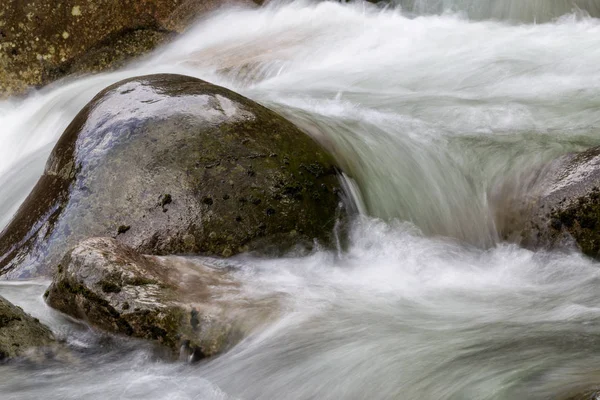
1, 1, 600, 398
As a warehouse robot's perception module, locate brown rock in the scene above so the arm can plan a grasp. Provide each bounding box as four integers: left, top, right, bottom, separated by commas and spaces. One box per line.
0, 0, 257, 97
45, 237, 275, 361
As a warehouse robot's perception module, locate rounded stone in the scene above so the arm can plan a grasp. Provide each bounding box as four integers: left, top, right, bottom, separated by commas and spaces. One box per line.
0, 74, 344, 278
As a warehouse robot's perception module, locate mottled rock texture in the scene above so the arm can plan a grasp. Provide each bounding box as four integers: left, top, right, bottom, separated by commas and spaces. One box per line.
0, 0, 256, 97
45, 237, 272, 361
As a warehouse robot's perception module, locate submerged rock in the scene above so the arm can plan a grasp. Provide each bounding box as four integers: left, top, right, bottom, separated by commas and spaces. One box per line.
0, 73, 344, 279
0, 0, 257, 97
45, 237, 270, 361
0, 296, 55, 361
501, 147, 600, 258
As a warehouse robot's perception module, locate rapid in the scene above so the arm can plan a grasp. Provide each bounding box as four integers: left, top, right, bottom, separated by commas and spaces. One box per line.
2, 0, 600, 398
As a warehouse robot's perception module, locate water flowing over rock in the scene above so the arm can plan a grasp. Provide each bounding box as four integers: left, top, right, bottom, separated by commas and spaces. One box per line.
0, 74, 343, 278
0, 296, 55, 361
0, 0, 256, 97
501, 146, 600, 258
45, 237, 268, 361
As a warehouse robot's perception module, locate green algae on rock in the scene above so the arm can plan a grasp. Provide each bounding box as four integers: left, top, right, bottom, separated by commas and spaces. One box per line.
0, 296, 55, 361
501, 146, 600, 259
0, 74, 344, 278
45, 237, 272, 361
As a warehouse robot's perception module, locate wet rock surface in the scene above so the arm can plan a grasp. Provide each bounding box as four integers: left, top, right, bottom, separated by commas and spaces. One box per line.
45, 237, 271, 361
501, 147, 600, 258
0, 296, 55, 361
0, 0, 256, 97
0, 73, 343, 278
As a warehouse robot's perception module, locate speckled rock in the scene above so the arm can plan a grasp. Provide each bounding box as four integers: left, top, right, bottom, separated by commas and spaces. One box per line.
45, 237, 271, 361
0, 74, 344, 278
0, 296, 55, 361
0, 0, 257, 97
45, 29, 176, 81
501, 147, 600, 258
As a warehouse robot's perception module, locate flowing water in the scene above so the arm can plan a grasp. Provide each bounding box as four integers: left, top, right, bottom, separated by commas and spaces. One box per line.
394, 0, 600, 22
2, 1, 600, 398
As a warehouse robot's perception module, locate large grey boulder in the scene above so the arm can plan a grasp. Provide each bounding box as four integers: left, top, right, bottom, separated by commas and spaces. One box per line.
45, 237, 275, 361
0, 74, 344, 278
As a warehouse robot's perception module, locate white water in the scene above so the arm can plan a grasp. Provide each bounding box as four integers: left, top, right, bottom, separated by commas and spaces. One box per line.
2, 1, 600, 398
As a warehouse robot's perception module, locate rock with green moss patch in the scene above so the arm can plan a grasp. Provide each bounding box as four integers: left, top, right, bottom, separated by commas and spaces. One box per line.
0, 74, 344, 278
0, 296, 56, 361
504, 147, 600, 258
45, 237, 273, 361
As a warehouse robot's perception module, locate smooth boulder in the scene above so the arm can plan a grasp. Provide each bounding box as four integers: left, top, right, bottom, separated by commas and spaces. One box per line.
0, 74, 343, 278
45, 237, 273, 361
0, 296, 55, 361
502, 146, 600, 258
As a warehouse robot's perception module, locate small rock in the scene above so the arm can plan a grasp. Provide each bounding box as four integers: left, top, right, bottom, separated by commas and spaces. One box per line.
45, 237, 275, 361
0, 296, 55, 361
500, 147, 600, 258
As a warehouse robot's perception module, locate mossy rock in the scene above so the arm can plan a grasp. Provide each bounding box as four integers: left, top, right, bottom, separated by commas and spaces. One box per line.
502, 147, 600, 259
0, 0, 257, 97
0, 74, 344, 278
0, 296, 55, 361
45, 237, 272, 361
